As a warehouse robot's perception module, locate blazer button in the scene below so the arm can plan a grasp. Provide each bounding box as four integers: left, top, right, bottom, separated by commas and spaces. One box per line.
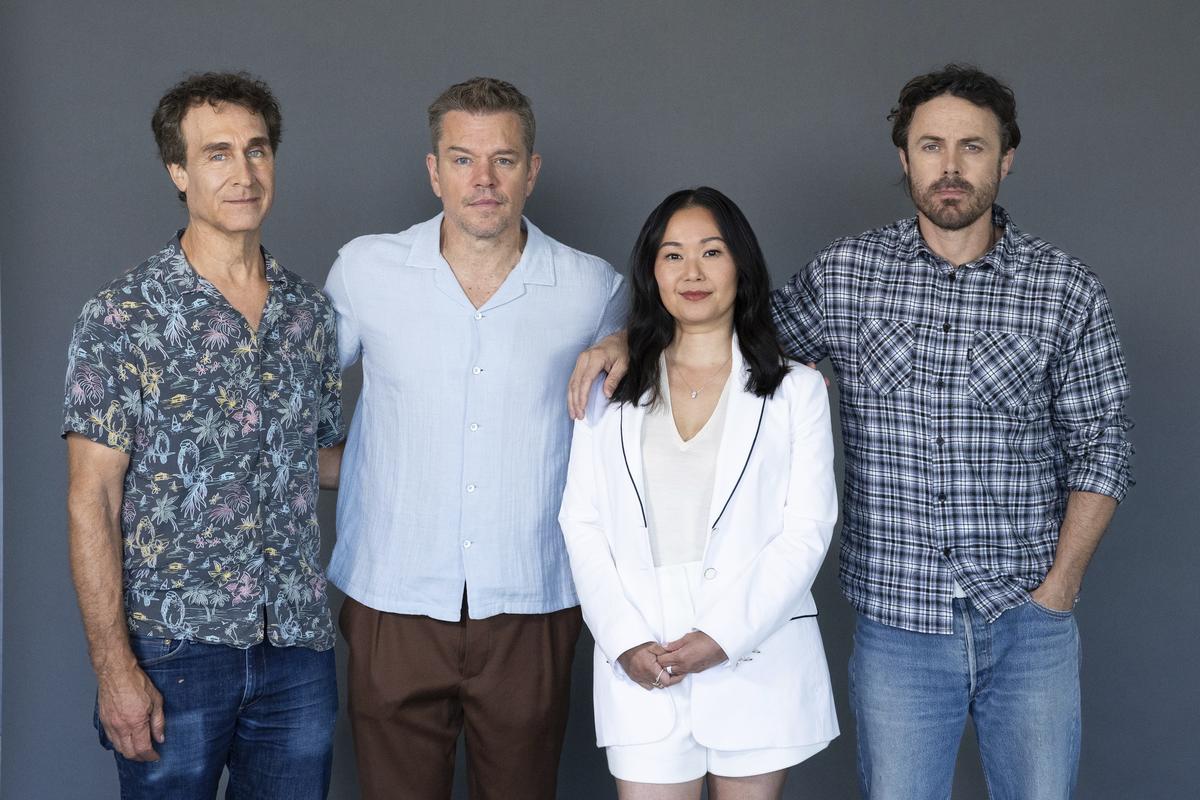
703, 568, 717, 580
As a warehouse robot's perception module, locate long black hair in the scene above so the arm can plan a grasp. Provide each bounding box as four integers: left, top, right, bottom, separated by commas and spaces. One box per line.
611, 186, 789, 406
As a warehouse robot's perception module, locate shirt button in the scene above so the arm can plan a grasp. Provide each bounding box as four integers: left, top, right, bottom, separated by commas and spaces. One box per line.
948, 272, 957, 282
943, 322, 952, 333
474, 311, 484, 320
936, 378, 946, 389
463, 540, 472, 549
703, 568, 717, 580
943, 546, 952, 557
466, 483, 477, 493
936, 436, 945, 446
472, 366, 483, 375
469, 423, 480, 432
937, 492, 947, 502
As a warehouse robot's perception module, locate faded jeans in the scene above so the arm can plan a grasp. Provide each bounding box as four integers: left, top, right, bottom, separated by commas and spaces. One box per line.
850, 597, 1081, 800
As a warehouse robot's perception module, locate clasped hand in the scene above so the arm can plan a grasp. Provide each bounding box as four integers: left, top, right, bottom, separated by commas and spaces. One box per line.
617, 632, 728, 691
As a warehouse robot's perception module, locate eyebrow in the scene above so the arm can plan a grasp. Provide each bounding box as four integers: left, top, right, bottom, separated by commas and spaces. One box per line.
445, 146, 520, 157
916, 134, 988, 144
200, 137, 271, 153
658, 236, 726, 249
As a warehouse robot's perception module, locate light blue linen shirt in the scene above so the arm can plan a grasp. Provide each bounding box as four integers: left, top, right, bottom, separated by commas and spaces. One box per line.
324, 214, 625, 621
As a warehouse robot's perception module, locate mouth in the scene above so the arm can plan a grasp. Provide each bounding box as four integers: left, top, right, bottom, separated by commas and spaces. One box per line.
680, 291, 712, 301
468, 197, 502, 208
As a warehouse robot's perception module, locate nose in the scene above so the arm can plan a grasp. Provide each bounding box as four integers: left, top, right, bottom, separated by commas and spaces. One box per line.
473, 160, 497, 188
941, 148, 961, 176
231, 153, 256, 187
683, 253, 704, 280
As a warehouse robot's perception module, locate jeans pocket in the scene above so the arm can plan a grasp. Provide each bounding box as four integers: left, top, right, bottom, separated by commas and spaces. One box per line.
858, 318, 914, 395
1027, 598, 1074, 620
129, 633, 190, 667
967, 331, 1043, 411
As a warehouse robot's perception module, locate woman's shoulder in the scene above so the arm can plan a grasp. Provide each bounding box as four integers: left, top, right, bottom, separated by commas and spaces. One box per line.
777, 359, 828, 395
580, 377, 632, 428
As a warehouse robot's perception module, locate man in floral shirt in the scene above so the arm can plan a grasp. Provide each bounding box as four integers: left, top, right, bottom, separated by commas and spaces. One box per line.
63, 72, 343, 799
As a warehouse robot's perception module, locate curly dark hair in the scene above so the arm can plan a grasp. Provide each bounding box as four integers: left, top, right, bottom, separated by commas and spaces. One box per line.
151, 71, 282, 201
889, 64, 1020, 152
611, 187, 789, 407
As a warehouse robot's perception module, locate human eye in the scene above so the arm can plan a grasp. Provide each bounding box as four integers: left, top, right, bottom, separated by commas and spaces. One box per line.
453, 156, 471, 165
921, 142, 940, 152
247, 147, 268, 159
963, 143, 982, 152
495, 157, 514, 166
703, 248, 723, 258
662, 252, 682, 261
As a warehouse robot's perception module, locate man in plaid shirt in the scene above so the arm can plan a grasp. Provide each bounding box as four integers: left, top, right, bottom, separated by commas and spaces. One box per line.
570, 65, 1131, 799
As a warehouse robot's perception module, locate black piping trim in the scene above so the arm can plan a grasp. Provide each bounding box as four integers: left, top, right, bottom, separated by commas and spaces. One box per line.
619, 404, 648, 528
789, 613, 819, 621
710, 397, 767, 530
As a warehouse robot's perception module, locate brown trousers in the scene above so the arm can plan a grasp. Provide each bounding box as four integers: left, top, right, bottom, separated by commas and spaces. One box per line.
340, 595, 582, 800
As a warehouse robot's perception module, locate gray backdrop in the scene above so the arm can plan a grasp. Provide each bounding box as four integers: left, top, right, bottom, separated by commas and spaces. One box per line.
2, 1, 1196, 797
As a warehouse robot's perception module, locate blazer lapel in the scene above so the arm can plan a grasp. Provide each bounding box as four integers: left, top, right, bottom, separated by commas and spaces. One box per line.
619, 400, 648, 528
708, 343, 767, 529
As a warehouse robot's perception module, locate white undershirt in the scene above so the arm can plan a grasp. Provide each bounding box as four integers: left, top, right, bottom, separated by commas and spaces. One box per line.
642, 364, 732, 567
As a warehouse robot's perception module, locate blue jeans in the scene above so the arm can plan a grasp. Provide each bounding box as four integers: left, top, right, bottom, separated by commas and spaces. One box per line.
97, 636, 337, 800
849, 598, 1081, 800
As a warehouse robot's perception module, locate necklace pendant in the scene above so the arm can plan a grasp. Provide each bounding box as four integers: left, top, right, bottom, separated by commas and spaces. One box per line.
689, 390, 699, 399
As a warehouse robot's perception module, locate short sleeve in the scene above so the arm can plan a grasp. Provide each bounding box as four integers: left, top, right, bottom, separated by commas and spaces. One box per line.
315, 298, 345, 448
323, 252, 363, 370
62, 294, 141, 453
593, 272, 628, 344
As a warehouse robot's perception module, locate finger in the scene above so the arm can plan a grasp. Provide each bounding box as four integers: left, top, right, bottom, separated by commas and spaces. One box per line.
150, 697, 166, 744
131, 722, 160, 762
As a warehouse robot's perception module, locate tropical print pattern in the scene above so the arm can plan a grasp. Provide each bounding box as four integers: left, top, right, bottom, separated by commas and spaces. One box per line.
63, 233, 343, 650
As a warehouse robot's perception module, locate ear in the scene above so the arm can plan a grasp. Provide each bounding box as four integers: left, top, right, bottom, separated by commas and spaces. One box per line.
426, 152, 442, 198
525, 152, 542, 197
167, 161, 188, 195
999, 147, 1015, 181
897, 146, 910, 176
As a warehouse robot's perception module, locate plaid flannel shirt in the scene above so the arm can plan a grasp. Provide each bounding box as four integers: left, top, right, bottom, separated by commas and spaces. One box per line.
772, 206, 1132, 634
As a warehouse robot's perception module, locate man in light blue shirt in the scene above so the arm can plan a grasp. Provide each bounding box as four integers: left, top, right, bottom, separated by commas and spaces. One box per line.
322, 77, 625, 799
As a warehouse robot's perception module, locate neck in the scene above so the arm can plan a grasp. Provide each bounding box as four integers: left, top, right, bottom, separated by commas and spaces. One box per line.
668, 323, 734, 367
439, 218, 527, 275
917, 208, 999, 268
180, 222, 264, 284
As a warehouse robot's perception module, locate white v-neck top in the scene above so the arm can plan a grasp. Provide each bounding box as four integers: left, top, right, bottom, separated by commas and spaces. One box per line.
641, 363, 733, 567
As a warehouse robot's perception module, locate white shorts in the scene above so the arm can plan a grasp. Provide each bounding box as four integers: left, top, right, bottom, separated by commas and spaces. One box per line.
605, 561, 832, 784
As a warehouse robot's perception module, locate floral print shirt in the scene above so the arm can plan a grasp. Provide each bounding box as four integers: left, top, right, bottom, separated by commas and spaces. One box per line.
63, 233, 343, 650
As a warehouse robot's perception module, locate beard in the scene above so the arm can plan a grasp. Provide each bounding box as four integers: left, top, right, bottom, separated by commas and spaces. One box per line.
910, 168, 1000, 232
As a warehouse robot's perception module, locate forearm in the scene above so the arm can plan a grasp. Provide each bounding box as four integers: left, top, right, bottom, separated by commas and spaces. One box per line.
67, 488, 135, 676
1038, 490, 1118, 601
318, 441, 345, 490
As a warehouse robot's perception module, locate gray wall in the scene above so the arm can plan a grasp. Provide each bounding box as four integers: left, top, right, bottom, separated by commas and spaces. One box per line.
2, 1, 1196, 797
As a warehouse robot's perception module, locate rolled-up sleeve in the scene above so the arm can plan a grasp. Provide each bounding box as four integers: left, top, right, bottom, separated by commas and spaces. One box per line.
1053, 283, 1133, 501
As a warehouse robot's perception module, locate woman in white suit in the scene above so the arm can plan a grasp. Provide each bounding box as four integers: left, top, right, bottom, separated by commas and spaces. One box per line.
559, 187, 839, 799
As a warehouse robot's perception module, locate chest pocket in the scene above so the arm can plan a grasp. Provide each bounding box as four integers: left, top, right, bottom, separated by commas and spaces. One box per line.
858, 318, 914, 395
967, 331, 1043, 411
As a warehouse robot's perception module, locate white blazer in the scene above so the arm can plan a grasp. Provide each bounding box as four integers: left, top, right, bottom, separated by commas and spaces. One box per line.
559, 346, 840, 751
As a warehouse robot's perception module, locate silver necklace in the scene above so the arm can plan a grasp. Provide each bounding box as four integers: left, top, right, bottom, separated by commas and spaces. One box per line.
669, 353, 732, 399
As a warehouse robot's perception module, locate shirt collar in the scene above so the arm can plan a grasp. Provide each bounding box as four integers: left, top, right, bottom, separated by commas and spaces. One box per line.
159, 229, 289, 297
898, 205, 1027, 277
406, 213, 556, 286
